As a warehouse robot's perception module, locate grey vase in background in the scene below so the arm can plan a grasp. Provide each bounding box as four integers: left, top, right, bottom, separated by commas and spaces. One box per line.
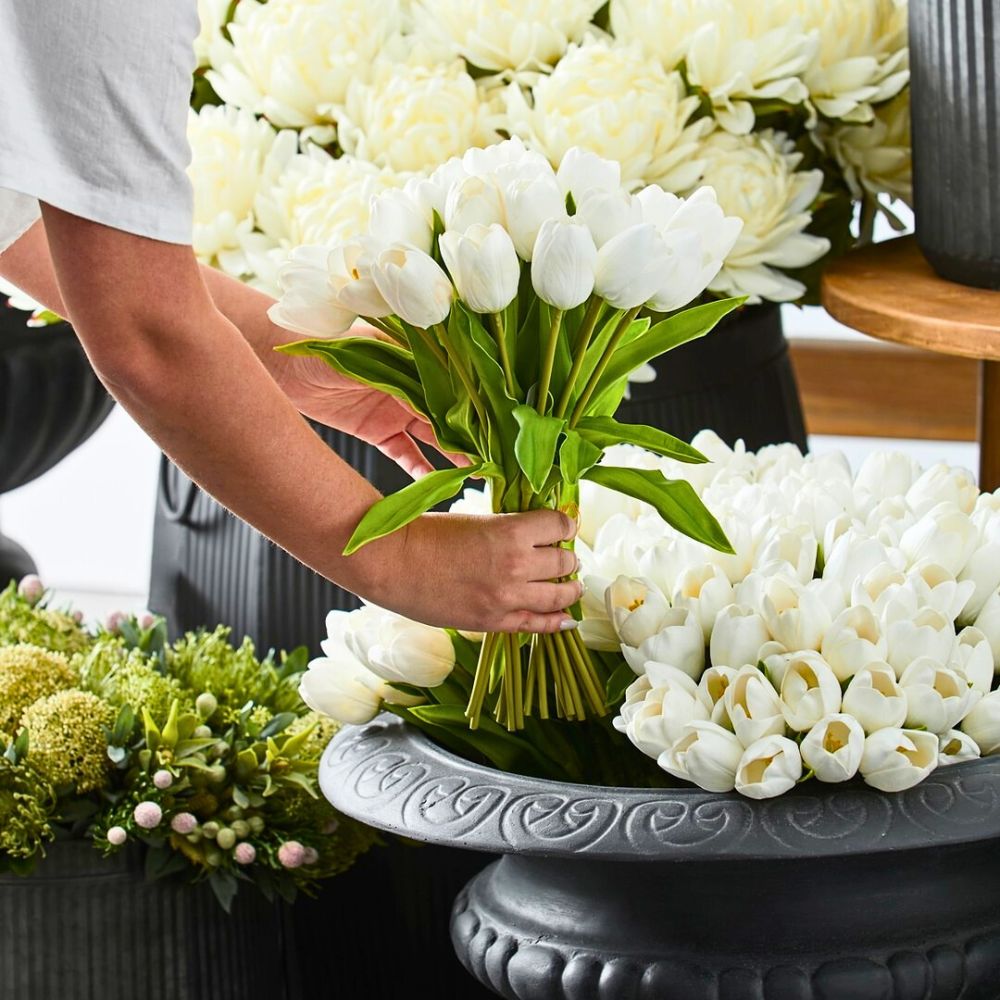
910, 0, 1000, 289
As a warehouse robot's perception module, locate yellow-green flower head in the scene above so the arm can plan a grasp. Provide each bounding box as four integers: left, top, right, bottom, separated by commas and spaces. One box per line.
0, 752, 55, 858
248, 704, 273, 729
21, 690, 115, 793
287, 711, 340, 760
0, 644, 78, 733
0, 582, 91, 655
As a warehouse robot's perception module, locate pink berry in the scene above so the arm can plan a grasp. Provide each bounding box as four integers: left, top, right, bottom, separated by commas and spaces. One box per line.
302, 846, 319, 866
233, 843, 256, 865
169, 812, 197, 835
105, 611, 127, 634
277, 841, 307, 869
133, 801, 163, 829
152, 769, 173, 790
17, 575, 43, 604
106, 826, 128, 846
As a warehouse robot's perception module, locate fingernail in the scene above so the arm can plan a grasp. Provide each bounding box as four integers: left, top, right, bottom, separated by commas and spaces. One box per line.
559, 618, 579, 631
577, 579, 586, 597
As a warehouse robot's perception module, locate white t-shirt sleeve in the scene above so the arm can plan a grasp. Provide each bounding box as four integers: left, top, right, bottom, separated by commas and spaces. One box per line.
0, 0, 199, 253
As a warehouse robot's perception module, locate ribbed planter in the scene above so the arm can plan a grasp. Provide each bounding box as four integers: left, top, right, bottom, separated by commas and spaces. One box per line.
322, 715, 1000, 1000
0, 839, 296, 1000
910, 0, 1000, 289
0, 306, 115, 581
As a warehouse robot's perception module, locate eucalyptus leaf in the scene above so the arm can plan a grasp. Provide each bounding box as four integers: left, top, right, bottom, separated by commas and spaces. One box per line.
583, 466, 733, 553
576, 417, 707, 464
343, 462, 491, 555
512, 405, 566, 494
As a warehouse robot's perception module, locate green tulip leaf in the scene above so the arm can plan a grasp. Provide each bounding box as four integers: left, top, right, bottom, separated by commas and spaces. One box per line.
575, 417, 707, 464
559, 429, 604, 484
583, 466, 733, 554
513, 405, 566, 494
344, 461, 494, 555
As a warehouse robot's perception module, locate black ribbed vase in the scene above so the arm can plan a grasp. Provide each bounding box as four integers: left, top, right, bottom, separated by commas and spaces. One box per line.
910, 0, 1000, 289
0, 840, 296, 1000
0, 306, 115, 583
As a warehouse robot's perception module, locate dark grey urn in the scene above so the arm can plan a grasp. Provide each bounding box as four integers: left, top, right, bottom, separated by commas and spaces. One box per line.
910, 0, 1000, 289
321, 715, 1000, 1000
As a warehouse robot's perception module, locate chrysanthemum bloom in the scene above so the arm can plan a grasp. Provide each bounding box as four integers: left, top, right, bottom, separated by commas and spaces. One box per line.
20, 690, 115, 793
0, 644, 77, 733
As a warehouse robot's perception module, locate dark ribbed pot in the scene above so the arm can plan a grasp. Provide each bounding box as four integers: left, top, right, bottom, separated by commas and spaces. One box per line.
910, 0, 1000, 289
0, 305, 115, 581
0, 839, 296, 1000
322, 716, 1000, 1000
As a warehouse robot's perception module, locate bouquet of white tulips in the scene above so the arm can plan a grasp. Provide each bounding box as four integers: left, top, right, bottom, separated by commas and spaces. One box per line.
270, 139, 744, 731
301, 436, 1000, 798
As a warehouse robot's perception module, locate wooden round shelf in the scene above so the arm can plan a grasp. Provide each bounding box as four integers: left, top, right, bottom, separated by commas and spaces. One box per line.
821, 235, 1000, 362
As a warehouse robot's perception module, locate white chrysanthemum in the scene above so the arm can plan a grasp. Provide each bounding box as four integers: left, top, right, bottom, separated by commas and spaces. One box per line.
692, 129, 830, 302
780, 0, 909, 123
194, 0, 231, 68
610, 0, 819, 134
207, 0, 403, 143
337, 58, 501, 174
187, 106, 297, 269
506, 39, 712, 192
410, 0, 603, 76
822, 90, 912, 208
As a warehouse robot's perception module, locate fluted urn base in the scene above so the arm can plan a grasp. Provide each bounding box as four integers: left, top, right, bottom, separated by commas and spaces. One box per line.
451, 848, 1000, 1000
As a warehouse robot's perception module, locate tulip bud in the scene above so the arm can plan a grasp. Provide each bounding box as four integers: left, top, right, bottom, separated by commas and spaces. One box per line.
371, 246, 454, 329
938, 729, 981, 766
671, 564, 734, 644
606, 576, 671, 649
133, 802, 163, 830
696, 665, 737, 728
613, 671, 707, 760
779, 652, 843, 732
234, 842, 257, 865
621, 607, 705, 680
369, 189, 433, 253
761, 578, 831, 652
950, 627, 994, 695
170, 812, 198, 835
328, 239, 393, 318
884, 607, 956, 679
973, 591, 1000, 670
801, 715, 865, 783
268, 245, 357, 338
658, 721, 744, 793
556, 147, 621, 202
153, 769, 173, 790
899, 502, 978, 577
842, 664, 907, 734
905, 463, 977, 517
106, 826, 128, 846
502, 173, 567, 260
444, 174, 505, 234
724, 666, 785, 747
960, 690, 1000, 754
899, 658, 977, 735
594, 223, 672, 310
17, 574, 44, 605
530, 219, 597, 309
821, 606, 886, 683
709, 605, 770, 671
735, 735, 803, 799
439, 224, 520, 315
860, 728, 939, 792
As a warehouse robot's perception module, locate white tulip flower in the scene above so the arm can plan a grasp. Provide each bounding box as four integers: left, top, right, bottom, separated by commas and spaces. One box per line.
268, 246, 357, 338
605, 576, 672, 649
938, 730, 981, 767
842, 664, 908, 734
725, 665, 786, 747
328, 240, 393, 318
502, 173, 567, 260
440, 224, 520, 315
884, 607, 957, 680
594, 224, 683, 310
658, 721, 745, 793
369, 189, 434, 254
613, 670, 708, 760
577, 575, 620, 652
899, 659, 978, 736
575, 189, 644, 250
973, 591, 1000, 670
696, 666, 737, 728
899, 502, 978, 578
852, 451, 923, 506
960, 691, 1000, 755
780, 652, 843, 732
444, 174, 506, 235
754, 522, 818, 585
371, 246, 455, 329
958, 539, 1000, 624
823, 534, 902, 602
801, 715, 865, 783
709, 604, 771, 671
530, 219, 598, 309
860, 728, 939, 793
949, 627, 995, 695
905, 463, 978, 517
735, 735, 803, 800
671, 565, 735, 644
905, 564, 976, 624
758, 643, 794, 690
556, 147, 621, 202
761, 577, 832, 652
622, 608, 705, 680
821, 605, 886, 683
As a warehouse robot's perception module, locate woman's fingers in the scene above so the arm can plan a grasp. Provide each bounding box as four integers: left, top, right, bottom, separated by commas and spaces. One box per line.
374, 431, 434, 479
528, 544, 579, 582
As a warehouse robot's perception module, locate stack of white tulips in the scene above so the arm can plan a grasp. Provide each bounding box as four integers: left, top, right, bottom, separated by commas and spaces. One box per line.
583, 435, 1000, 798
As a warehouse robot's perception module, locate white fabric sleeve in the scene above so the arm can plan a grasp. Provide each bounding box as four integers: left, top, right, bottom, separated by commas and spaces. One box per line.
0, 0, 199, 253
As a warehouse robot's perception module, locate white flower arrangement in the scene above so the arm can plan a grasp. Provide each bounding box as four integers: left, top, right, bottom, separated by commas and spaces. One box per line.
188, 0, 912, 304
300, 433, 1000, 800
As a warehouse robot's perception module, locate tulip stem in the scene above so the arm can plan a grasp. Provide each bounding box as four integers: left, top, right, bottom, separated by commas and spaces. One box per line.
366, 316, 409, 348
433, 322, 489, 429
568, 306, 642, 427
488, 313, 517, 398
535, 308, 563, 415
413, 324, 448, 368
466, 632, 501, 729
554, 297, 604, 419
